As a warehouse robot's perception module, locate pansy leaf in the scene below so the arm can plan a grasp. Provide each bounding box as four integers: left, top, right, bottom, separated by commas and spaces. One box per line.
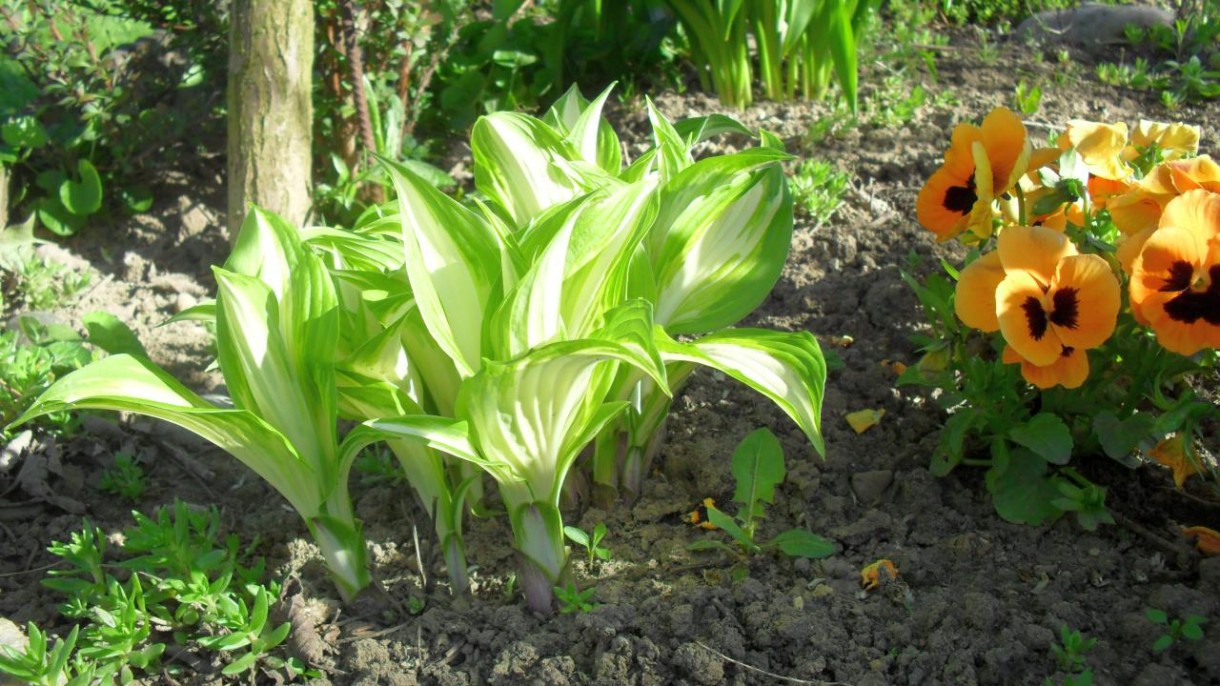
1008, 413, 1073, 465
985, 448, 1063, 525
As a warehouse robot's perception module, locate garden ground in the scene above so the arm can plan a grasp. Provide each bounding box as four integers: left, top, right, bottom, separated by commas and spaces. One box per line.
3, 27, 1220, 686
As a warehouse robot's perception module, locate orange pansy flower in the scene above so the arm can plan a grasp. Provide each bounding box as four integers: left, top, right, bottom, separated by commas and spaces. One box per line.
1148, 434, 1199, 488
1128, 190, 1220, 356
993, 226, 1120, 366
1167, 156, 1220, 194
1060, 119, 1131, 180
1001, 344, 1090, 389
917, 107, 1032, 241
1128, 120, 1201, 162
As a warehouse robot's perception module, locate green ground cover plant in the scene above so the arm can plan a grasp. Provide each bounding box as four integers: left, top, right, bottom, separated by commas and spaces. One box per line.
908, 106, 1219, 526
0, 501, 311, 684
1147, 607, 1207, 654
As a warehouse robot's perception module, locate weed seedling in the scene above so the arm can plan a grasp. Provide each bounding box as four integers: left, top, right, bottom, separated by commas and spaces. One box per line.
688, 428, 834, 560
1146, 608, 1207, 653
1013, 79, 1042, 115
1051, 624, 1097, 673
564, 523, 611, 567
97, 452, 148, 502
553, 582, 597, 614
790, 159, 849, 228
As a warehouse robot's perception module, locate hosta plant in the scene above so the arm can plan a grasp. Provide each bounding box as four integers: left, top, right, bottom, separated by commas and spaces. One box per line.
348, 85, 827, 613
473, 85, 827, 505
907, 107, 1219, 526
10, 209, 385, 600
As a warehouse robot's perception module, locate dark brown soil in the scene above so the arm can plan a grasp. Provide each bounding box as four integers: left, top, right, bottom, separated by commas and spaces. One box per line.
3, 27, 1219, 686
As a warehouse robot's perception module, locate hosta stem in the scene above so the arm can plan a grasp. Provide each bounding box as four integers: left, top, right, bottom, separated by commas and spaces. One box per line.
308, 512, 371, 602
502, 494, 568, 615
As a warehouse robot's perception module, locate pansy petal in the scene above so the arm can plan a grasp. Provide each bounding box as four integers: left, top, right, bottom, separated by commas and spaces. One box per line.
917, 165, 976, 241
997, 224, 1077, 286
1020, 346, 1089, 389
1109, 190, 1165, 237
1049, 254, 1120, 350
997, 270, 1062, 366
979, 107, 1031, 193
1159, 189, 1220, 252
1133, 120, 1200, 159
1066, 119, 1131, 180
1168, 156, 1220, 194
1116, 226, 1157, 277
955, 251, 1005, 332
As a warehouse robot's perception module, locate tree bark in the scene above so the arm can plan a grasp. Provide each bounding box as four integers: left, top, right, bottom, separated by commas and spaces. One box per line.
227, 0, 314, 238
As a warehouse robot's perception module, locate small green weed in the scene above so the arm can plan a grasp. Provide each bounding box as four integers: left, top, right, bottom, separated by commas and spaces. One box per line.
1013, 79, 1043, 115
1050, 624, 1097, 673
0, 501, 316, 683
688, 428, 835, 559
553, 582, 597, 614
1146, 608, 1207, 653
564, 523, 611, 567
0, 318, 92, 440
790, 159, 850, 228
97, 452, 148, 502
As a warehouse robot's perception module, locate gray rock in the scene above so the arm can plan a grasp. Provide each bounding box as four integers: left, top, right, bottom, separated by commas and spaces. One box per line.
1015, 3, 1174, 49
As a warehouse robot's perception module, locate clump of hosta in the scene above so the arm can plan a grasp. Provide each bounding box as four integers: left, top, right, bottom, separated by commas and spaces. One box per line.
12, 210, 385, 600
908, 107, 1218, 527
351, 84, 827, 613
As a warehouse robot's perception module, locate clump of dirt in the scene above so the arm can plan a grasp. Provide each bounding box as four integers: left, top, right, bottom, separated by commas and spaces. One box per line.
2, 30, 1219, 686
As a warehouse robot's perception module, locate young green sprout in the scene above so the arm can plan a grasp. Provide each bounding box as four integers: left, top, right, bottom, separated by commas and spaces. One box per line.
688, 428, 835, 559
564, 523, 612, 566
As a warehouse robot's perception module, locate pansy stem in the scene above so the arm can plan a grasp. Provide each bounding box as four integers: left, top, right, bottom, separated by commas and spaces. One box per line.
1015, 185, 1028, 226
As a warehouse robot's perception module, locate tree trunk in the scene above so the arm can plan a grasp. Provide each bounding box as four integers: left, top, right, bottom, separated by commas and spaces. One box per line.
227, 0, 314, 238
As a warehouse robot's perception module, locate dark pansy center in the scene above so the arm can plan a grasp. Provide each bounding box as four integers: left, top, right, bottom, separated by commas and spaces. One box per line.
943, 175, 978, 215
1022, 296, 1049, 340
1163, 264, 1220, 325
1049, 287, 1080, 329
1159, 261, 1195, 293
1060, 346, 1076, 359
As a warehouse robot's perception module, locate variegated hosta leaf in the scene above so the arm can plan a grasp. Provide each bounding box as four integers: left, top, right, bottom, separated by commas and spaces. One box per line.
490, 179, 660, 358
224, 207, 303, 300
213, 266, 335, 475
646, 98, 693, 182
649, 148, 794, 334
544, 84, 622, 175
658, 328, 827, 455
303, 225, 404, 273
12, 354, 321, 516
399, 307, 464, 416
457, 333, 667, 507
471, 112, 615, 227
337, 313, 424, 413
386, 161, 502, 378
